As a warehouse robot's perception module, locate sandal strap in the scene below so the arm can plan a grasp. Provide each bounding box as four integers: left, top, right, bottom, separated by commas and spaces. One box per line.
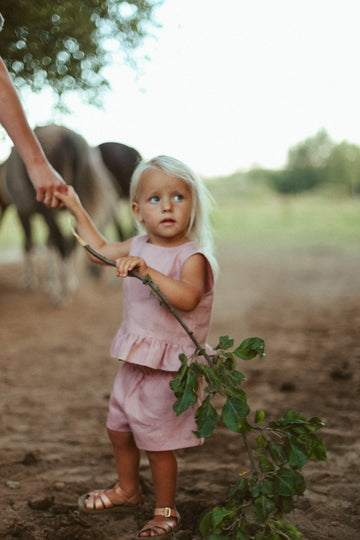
138, 508, 180, 537
113, 482, 142, 505
87, 490, 113, 510
154, 507, 180, 520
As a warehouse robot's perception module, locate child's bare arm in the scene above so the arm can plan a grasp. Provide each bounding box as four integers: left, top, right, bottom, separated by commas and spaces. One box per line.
55, 186, 131, 263
115, 253, 207, 311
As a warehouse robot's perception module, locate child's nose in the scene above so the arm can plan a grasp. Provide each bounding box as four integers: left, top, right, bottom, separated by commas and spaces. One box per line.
161, 198, 172, 211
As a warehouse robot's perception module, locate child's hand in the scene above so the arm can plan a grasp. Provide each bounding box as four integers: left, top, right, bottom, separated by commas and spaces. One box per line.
54, 185, 82, 215
115, 256, 149, 278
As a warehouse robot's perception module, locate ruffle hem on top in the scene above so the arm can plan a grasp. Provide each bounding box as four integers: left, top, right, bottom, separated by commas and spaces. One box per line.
110, 329, 213, 372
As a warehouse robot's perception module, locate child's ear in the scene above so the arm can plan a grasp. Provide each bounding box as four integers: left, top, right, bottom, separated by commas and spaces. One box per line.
132, 201, 143, 222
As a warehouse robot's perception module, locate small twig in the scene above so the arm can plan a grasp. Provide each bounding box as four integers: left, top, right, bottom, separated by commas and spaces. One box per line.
71, 225, 213, 366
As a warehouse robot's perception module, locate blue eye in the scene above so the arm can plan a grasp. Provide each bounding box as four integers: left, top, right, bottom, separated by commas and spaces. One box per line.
149, 196, 160, 203
174, 194, 184, 202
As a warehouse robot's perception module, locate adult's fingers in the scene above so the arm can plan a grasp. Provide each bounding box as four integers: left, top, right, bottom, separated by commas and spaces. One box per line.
36, 186, 46, 203
50, 194, 64, 208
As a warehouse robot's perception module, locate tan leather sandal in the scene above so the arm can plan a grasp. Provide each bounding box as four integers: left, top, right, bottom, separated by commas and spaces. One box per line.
78, 482, 143, 514
138, 507, 181, 538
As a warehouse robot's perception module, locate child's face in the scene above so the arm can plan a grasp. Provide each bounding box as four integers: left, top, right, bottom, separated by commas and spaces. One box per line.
132, 169, 192, 246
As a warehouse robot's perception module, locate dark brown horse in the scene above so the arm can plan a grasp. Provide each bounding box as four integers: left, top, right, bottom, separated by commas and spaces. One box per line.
0, 125, 121, 302
97, 141, 142, 239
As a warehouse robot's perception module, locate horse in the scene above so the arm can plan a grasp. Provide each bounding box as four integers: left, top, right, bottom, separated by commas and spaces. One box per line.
0, 124, 121, 303
97, 141, 142, 239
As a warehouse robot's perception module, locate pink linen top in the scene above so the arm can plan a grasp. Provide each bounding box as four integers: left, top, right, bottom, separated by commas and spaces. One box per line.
110, 235, 214, 371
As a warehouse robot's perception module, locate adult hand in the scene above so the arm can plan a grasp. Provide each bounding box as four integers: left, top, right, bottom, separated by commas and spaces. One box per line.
27, 160, 67, 208
54, 185, 83, 215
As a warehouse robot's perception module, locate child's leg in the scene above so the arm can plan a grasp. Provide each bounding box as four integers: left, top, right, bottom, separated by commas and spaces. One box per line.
79, 429, 142, 513
146, 450, 177, 508
107, 428, 141, 498
138, 450, 179, 537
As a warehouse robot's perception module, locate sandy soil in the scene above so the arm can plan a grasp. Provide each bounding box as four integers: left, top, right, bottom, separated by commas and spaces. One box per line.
1, 243, 359, 539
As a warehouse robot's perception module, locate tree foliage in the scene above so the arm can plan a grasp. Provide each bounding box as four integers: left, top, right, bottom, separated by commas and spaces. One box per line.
327, 141, 360, 195
286, 129, 334, 171
0, 0, 160, 106
270, 130, 334, 194
268, 129, 360, 195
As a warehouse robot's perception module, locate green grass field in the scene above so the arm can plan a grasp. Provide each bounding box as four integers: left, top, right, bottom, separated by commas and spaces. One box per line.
0, 189, 359, 254
210, 192, 360, 250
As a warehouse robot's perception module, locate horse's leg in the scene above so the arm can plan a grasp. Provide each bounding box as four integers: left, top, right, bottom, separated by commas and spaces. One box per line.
43, 212, 78, 303
17, 212, 38, 289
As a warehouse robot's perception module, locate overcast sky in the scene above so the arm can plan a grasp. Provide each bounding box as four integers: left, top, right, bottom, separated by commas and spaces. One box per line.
1, 0, 360, 177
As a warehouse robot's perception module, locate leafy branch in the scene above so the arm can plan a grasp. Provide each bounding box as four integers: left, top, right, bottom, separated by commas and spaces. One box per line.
72, 230, 327, 539
172, 338, 326, 540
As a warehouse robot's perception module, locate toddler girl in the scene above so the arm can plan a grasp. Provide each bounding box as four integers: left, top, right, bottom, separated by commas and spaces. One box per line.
56, 155, 217, 538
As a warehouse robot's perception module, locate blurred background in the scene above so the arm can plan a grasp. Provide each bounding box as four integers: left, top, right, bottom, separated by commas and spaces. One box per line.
0, 0, 359, 255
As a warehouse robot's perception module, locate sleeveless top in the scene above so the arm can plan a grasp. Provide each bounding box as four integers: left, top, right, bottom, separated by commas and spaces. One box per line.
110, 235, 214, 371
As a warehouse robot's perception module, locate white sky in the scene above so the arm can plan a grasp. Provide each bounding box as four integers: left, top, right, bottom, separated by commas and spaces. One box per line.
1, 0, 360, 177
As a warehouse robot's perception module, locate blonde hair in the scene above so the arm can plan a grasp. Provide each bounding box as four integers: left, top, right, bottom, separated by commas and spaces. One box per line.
130, 155, 218, 275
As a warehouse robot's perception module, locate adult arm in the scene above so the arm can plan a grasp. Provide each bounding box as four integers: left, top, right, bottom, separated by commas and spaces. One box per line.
0, 57, 66, 207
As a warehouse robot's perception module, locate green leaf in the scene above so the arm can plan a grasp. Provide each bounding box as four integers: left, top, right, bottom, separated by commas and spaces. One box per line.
233, 337, 265, 360
221, 398, 250, 433
200, 506, 235, 536
254, 531, 267, 540
269, 517, 303, 539
249, 477, 262, 497
199, 512, 212, 536
235, 531, 249, 540
309, 435, 327, 461
194, 395, 218, 438
169, 354, 189, 395
258, 456, 276, 473
288, 440, 308, 469
256, 435, 268, 448
172, 365, 199, 416
261, 476, 276, 496
216, 335, 235, 350
255, 409, 266, 423
200, 364, 223, 393
296, 432, 327, 462
268, 442, 287, 466
144, 273, 152, 283
223, 352, 236, 370
253, 495, 276, 523
274, 468, 306, 496
210, 506, 232, 528
226, 478, 249, 503
224, 384, 247, 400
307, 416, 325, 431
218, 362, 247, 390
278, 411, 308, 426
274, 494, 294, 514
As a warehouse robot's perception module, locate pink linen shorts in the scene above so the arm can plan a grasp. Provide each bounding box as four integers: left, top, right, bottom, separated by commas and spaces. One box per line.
106, 362, 204, 452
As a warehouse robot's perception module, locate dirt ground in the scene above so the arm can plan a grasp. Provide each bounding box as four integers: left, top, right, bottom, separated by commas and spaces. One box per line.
1, 243, 359, 539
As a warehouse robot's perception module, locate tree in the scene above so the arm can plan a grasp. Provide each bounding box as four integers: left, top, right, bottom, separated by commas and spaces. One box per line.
0, 0, 161, 107
327, 141, 360, 195
287, 128, 334, 171
271, 130, 334, 194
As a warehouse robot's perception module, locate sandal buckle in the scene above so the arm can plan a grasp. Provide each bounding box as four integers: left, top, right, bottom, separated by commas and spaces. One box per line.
163, 507, 172, 518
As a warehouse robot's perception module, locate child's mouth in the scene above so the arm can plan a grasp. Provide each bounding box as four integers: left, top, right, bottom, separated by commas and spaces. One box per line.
161, 218, 175, 224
